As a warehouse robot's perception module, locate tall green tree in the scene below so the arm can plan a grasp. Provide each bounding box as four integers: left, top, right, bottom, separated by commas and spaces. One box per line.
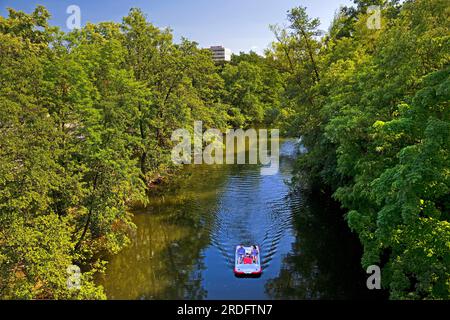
277, 0, 450, 298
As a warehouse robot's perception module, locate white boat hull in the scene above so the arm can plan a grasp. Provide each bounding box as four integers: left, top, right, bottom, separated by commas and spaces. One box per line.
234, 245, 262, 276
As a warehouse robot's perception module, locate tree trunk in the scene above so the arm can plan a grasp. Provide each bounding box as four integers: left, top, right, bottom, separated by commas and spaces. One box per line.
300, 29, 320, 83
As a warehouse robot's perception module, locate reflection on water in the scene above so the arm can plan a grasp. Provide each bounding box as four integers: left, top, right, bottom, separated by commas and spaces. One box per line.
98, 139, 383, 300
265, 190, 388, 300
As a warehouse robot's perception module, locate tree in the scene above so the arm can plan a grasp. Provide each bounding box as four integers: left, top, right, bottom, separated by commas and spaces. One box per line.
0, 7, 104, 299
281, 0, 450, 299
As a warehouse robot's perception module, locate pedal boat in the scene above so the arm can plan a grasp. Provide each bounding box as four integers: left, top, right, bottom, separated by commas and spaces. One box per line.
234, 245, 262, 276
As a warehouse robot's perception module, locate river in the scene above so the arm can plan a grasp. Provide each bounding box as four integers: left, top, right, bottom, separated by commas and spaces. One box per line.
98, 139, 384, 300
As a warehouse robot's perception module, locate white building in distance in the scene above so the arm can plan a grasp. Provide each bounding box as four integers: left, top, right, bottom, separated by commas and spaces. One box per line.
209, 46, 232, 62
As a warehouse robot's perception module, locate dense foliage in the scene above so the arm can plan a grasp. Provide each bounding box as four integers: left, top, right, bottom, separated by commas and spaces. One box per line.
0, 6, 282, 299
269, 0, 449, 299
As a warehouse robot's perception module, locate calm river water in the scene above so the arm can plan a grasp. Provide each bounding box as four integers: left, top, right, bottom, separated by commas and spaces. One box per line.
98, 139, 384, 300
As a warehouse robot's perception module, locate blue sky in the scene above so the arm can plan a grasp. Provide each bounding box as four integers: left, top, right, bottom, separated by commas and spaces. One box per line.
0, 0, 353, 54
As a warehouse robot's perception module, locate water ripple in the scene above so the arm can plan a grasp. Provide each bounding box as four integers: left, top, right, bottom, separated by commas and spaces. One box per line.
203, 140, 300, 270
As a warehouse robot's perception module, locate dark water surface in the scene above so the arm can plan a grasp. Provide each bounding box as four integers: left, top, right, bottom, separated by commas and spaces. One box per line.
98, 139, 383, 300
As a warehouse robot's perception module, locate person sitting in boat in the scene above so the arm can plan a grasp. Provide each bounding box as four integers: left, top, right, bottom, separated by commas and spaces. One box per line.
237, 245, 246, 264
243, 253, 253, 264
251, 245, 258, 263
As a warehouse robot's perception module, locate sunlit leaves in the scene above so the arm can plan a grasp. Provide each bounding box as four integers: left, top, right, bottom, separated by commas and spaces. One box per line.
285, 0, 450, 299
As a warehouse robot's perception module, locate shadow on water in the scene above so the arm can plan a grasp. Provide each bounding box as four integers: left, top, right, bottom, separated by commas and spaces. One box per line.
98, 139, 387, 300
265, 189, 388, 300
